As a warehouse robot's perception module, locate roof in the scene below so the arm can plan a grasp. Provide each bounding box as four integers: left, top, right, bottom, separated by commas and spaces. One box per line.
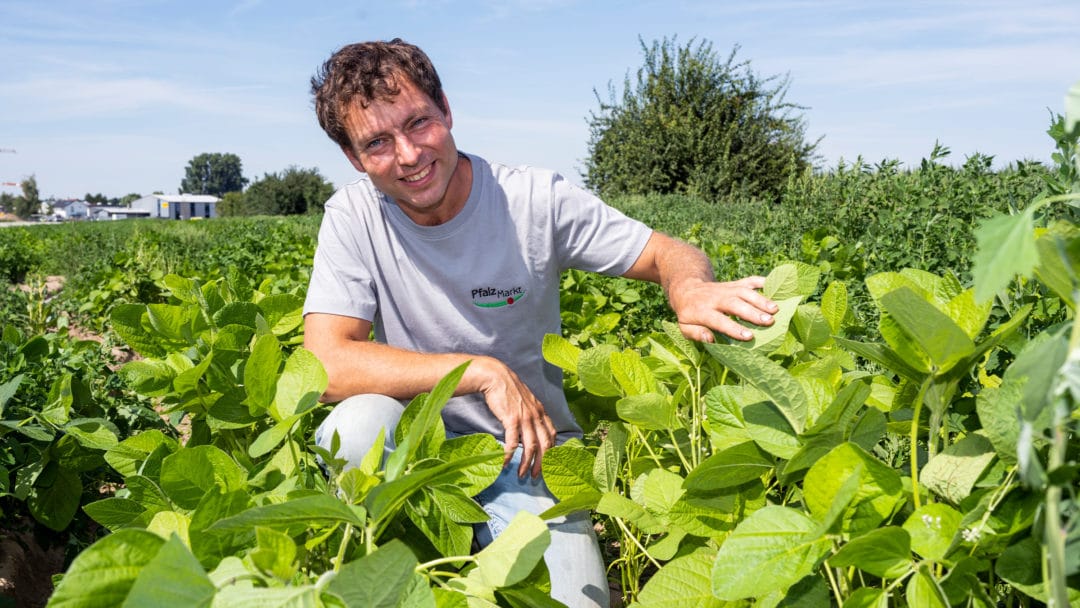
156, 194, 220, 203
92, 206, 152, 214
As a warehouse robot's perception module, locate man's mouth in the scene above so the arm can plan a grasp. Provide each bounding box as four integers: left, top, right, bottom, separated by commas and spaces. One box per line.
402, 164, 432, 183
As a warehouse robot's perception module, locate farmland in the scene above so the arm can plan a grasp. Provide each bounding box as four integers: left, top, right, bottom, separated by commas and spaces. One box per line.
1, 117, 1079, 607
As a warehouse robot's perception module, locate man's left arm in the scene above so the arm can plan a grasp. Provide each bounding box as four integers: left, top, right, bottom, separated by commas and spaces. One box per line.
622, 231, 779, 342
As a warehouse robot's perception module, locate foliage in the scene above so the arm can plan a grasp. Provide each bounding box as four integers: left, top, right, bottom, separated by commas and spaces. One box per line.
180, 152, 248, 197
0, 226, 44, 283
225, 166, 335, 216
584, 37, 817, 202
12, 175, 42, 219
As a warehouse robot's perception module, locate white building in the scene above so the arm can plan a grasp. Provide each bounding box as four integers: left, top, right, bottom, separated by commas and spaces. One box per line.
90, 206, 153, 221
45, 199, 89, 219
130, 194, 220, 220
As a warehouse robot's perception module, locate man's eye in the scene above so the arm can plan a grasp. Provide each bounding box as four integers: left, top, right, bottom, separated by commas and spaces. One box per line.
411, 117, 429, 129
366, 138, 385, 151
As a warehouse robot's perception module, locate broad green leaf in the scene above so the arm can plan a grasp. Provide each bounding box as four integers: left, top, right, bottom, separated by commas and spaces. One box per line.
834, 337, 927, 382
616, 392, 680, 430
0, 374, 22, 414
820, 281, 848, 334
146, 303, 194, 343
385, 362, 468, 480
248, 416, 300, 458
905, 566, 949, 608
111, 304, 166, 357
829, 526, 912, 579
742, 399, 801, 460
29, 467, 81, 531
147, 511, 191, 545
972, 206, 1038, 303
919, 433, 996, 504
208, 494, 364, 532
705, 343, 808, 434
711, 505, 831, 601
257, 294, 304, 336
119, 360, 177, 397
83, 497, 148, 531
792, 303, 832, 351
976, 380, 1025, 465
160, 446, 247, 510
996, 535, 1080, 605
209, 585, 320, 608
737, 295, 801, 353
702, 385, 754, 452
470, 512, 550, 588
843, 588, 889, 608
366, 452, 501, 523
1034, 227, 1080, 308
328, 540, 421, 608
540, 443, 598, 502
105, 430, 178, 478
438, 433, 504, 495
592, 422, 627, 492
251, 527, 298, 581
164, 274, 202, 304
661, 320, 701, 365
406, 489, 474, 557
763, 263, 816, 299
64, 418, 119, 450
244, 333, 282, 413
122, 534, 214, 608
902, 503, 961, 562
172, 351, 213, 396
880, 288, 974, 373
577, 344, 621, 397
596, 491, 665, 535
1008, 327, 1069, 429
541, 333, 580, 374
683, 441, 772, 492
634, 468, 685, 520
803, 443, 903, 535
47, 529, 165, 608
271, 348, 326, 421
213, 302, 259, 329
670, 485, 766, 538
635, 548, 726, 608
943, 289, 992, 341
610, 349, 658, 395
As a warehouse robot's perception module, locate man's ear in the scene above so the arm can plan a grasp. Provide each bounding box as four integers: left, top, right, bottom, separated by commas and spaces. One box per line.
441, 93, 453, 130
342, 145, 366, 173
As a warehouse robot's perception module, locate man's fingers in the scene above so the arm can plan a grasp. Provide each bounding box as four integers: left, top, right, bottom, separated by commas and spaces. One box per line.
503, 426, 520, 468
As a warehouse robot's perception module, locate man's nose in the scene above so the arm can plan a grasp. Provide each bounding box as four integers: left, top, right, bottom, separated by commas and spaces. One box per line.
395, 135, 421, 165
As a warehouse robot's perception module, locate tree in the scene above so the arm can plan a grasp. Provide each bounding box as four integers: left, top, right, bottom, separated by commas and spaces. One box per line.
584, 37, 819, 202
119, 193, 142, 207
237, 167, 335, 216
180, 152, 248, 196
12, 175, 41, 219
84, 192, 108, 205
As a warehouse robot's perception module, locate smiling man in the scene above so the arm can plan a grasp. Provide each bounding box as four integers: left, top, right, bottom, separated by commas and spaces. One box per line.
303, 38, 777, 607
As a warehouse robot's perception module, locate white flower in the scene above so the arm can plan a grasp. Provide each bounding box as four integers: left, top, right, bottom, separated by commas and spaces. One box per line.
962, 527, 981, 543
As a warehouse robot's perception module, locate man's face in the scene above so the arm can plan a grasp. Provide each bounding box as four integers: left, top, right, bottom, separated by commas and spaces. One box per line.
340, 77, 467, 225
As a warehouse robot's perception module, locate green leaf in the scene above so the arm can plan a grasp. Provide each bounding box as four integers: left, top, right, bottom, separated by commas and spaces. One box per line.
540, 443, 599, 502
610, 349, 659, 396
244, 334, 282, 413
705, 343, 808, 434
843, 588, 889, 608
879, 287, 974, 373
830, 526, 912, 579
902, 503, 961, 562
683, 441, 773, 492
83, 497, 148, 531
596, 491, 665, 535
661, 320, 701, 365
437, 434, 504, 496
271, 348, 327, 421
792, 303, 832, 351
406, 489, 474, 557
208, 494, 364, 532
635, 548, 726, 607
119, 360, 177, 397
737, 295, 801, 353
248, 416, 300, 459
213, 302, 259, 329
251, 527, 298, 581
29, 467, 81, 531
122, 534, 215, 608
328, 540, 421, 608
469, 512, 550, 588
386, 362, 469, 481
105, 430, 178, 478
577, 344, 621, 397
257, 294, 304, 336
762, 263, 800, 299
834, 337, 927, 382
111, 304, 166, 357
47, 529, 165, 608
711, 506, 831, 601
160, 446, 247, 510
0, 373, 22, 414
541, 333, 580, 375
905, 565, 949, 608
976, 381, 1024, 465
802, 443, 904, 535
64, 418, 119, 450
366, 452, 502, 523
209, 585, 320, 607
616, 392, 680, 430
820, 281, 848, 334
972, 206, 1039, 303
919, 433, 996, 504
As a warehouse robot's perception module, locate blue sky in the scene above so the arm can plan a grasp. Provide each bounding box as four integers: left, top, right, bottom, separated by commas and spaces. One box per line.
2, 0, 1078, 199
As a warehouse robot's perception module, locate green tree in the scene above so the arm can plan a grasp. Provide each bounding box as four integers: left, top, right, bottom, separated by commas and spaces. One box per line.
0, 192, 15, 215
12, 175, 41, 219
180, 152, 248, 196
119, 193, 141, 207
584, 37, 818, 202
241, 166, 334, 216
84, 192, 108, 205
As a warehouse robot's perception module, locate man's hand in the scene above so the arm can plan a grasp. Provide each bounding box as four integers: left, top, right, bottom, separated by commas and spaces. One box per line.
469, 357, 557, 479
669, 275, 778, 343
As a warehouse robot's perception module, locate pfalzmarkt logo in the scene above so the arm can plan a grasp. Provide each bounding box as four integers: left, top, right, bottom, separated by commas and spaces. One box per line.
471, 285, 526, 308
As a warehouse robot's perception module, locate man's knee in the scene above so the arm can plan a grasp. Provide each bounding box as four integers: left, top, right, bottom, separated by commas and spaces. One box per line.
314, 394, 405, 470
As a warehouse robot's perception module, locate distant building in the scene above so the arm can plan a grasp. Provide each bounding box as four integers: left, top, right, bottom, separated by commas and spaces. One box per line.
55, 200, 89, 220
130, 193, 220, 219
90, 206, 153, 221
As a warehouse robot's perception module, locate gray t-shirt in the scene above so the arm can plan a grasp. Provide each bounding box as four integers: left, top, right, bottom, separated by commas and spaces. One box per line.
303, 152, 652, 439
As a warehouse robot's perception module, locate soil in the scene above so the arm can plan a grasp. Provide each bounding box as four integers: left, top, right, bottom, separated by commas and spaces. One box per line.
0, 521, 66, 608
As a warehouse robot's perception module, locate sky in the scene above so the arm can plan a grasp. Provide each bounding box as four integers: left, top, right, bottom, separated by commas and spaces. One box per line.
1, 0, 1078, 200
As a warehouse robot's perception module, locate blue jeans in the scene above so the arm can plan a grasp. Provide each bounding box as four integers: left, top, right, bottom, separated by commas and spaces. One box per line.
315, 394, 610, 608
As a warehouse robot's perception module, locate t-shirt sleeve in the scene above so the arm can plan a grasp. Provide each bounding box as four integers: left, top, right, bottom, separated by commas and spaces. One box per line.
303, 202, 379, 321
551, 174, 653, 275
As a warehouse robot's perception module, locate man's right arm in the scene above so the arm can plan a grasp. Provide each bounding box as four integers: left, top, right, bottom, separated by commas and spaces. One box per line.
303, 312, 556, 477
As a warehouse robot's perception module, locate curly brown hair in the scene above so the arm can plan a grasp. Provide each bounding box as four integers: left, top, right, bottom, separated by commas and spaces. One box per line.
311, 38, 447, 151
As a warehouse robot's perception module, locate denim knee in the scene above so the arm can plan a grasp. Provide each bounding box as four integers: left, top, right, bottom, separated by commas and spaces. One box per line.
314, 394, 405, 471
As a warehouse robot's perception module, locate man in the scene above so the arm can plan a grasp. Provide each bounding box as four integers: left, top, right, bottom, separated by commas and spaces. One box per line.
303, 38, 777, 608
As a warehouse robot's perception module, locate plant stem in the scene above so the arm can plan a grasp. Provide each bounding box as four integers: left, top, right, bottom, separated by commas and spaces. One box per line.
910, 375, 932, 510
334, 523, 353, 572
